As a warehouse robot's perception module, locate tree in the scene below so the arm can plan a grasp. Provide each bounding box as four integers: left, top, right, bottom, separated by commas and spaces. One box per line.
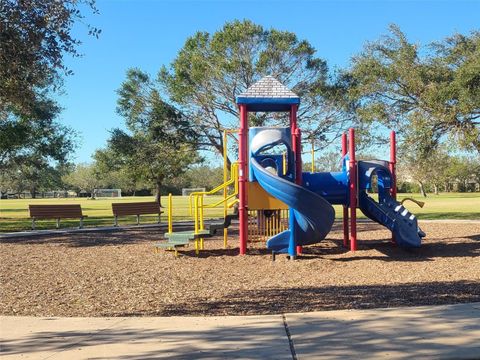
0, 99, 76, 169
399, 148, 451, 197
63, 163, 101, 198
184, 165, 224, 191
159, 20, 356, 163
346, 25, 480, 156
445, 156, 476, 192
0, 161, 68, 198
1, 0, 98, 170
0, 0, 99, 117
99, 69, 201, 204
94, 148, 142, 194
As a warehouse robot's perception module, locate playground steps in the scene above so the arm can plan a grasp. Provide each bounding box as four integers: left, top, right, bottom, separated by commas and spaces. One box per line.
208, 214, 239, 235
165, 229, 211, 241
155, 214, 238, 255
154, 230, 211, 253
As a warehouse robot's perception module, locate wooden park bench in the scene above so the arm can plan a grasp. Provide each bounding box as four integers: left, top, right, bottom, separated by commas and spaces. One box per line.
111, 202, 163, 226
29, 204, 87, 230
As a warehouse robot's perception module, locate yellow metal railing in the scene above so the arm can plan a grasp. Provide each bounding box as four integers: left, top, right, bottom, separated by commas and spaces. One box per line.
191, 162, 239, 248
167, 193, 173, 234
166, 129, 239, 253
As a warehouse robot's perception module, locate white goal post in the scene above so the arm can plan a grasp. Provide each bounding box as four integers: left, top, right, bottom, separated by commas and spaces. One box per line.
94, 189, 122, 198
182, 188, 206, 196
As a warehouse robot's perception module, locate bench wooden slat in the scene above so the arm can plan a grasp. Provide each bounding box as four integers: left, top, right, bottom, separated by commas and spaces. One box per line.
111, 202, 162, 216
29, 204, 84, 219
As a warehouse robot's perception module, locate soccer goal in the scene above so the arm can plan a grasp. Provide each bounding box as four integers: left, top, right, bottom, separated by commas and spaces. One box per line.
182, 188, 206, 196
94, 189, 122, 198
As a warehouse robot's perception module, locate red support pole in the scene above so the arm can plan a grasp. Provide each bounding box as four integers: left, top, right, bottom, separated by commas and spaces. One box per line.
389, 130, 397, 244
389, 131, 397, 199
290, 105, 303, 255
341, 133, 349, 248
348, 128, 357, 252
238, 104, 248, 255
290, 105, 302, 185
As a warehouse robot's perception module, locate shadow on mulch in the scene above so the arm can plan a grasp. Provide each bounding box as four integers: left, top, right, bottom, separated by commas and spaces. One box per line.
112, 280, 480, 317
0, 227, 167, 247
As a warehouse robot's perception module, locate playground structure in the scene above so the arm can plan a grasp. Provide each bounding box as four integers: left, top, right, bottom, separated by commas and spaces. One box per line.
158, 76, 425, 257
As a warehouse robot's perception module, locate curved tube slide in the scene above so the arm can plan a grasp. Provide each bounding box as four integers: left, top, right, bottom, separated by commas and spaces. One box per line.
250, 158, 335, 254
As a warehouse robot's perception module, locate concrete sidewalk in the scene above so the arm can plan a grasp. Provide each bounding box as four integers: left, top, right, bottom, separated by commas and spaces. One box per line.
1, 303, 479, 359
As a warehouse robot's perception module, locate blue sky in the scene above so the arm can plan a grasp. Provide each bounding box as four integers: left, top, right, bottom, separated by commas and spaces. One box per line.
59, 0, 480, 163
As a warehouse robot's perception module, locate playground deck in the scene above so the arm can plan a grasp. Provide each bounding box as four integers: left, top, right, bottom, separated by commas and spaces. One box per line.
1, 222, 479, 317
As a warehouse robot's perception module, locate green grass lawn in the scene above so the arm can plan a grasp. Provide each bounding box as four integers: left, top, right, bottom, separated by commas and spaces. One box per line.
0, 195, 228, 232
0, 193, 478, 232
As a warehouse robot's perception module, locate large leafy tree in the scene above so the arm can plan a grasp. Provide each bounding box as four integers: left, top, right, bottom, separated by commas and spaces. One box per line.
99, 69, 201, 204
347, 25, 480, 156
1, 0, 99, 116
159, 20, 355, 162
0, 99, 75, 169
1, 0, 98, 170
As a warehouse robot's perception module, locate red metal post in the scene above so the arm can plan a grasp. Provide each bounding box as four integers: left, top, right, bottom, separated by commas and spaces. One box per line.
290, 105, 302, 185
348, 128, 357, 252
290, 105, 303, 255
389, 130, 397, 244
238, 104, 248, 255
389, 131, 397, 199
341, 133, 349, 248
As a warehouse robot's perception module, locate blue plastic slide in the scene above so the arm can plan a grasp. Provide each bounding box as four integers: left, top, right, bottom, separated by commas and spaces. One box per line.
358, 191, 425, 248
250, 158, 335, 254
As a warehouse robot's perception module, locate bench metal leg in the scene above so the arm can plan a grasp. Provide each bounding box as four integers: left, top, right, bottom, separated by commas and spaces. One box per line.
56, 218, 60, 229
158, 213, 161, 224
114, 216, 118, 227
32, 218, 35, 230
136, 215, 140, 225
79, 217, 84, 229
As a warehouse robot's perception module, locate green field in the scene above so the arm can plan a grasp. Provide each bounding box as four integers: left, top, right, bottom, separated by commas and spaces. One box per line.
0, 196, 228, 232
0, 193, 479, 233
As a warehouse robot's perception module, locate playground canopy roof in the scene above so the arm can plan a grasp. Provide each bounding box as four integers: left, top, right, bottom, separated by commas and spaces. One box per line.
236, 76, 300, 112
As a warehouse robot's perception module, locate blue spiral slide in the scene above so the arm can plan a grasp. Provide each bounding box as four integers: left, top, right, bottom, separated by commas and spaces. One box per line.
250, 158, 335, 254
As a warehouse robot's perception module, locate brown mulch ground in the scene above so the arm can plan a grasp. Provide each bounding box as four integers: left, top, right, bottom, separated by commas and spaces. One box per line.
1, 222, 479, 317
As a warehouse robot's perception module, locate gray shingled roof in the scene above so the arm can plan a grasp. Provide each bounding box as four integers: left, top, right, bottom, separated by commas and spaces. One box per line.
238, 76, 299, 99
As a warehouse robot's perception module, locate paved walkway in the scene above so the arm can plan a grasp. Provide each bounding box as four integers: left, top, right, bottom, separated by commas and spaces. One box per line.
1, 303, 479, 359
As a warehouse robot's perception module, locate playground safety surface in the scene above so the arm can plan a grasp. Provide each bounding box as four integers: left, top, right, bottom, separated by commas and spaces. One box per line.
1, 222, 479, 317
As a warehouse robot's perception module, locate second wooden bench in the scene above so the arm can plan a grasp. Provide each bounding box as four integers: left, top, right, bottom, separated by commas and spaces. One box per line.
111, 202, 163, 226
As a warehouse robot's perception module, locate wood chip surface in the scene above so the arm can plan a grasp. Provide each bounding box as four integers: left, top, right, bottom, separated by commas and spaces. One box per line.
1, 223, 479, 317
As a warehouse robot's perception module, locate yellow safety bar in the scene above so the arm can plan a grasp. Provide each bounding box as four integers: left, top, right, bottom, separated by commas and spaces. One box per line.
167, 193, 173, 234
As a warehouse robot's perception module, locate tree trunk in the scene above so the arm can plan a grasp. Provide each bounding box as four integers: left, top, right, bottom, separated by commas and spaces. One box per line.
434, 184, 439, 195
419, 181, 427, 197
155, 180, 162, 207
31, 186, 36, 199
